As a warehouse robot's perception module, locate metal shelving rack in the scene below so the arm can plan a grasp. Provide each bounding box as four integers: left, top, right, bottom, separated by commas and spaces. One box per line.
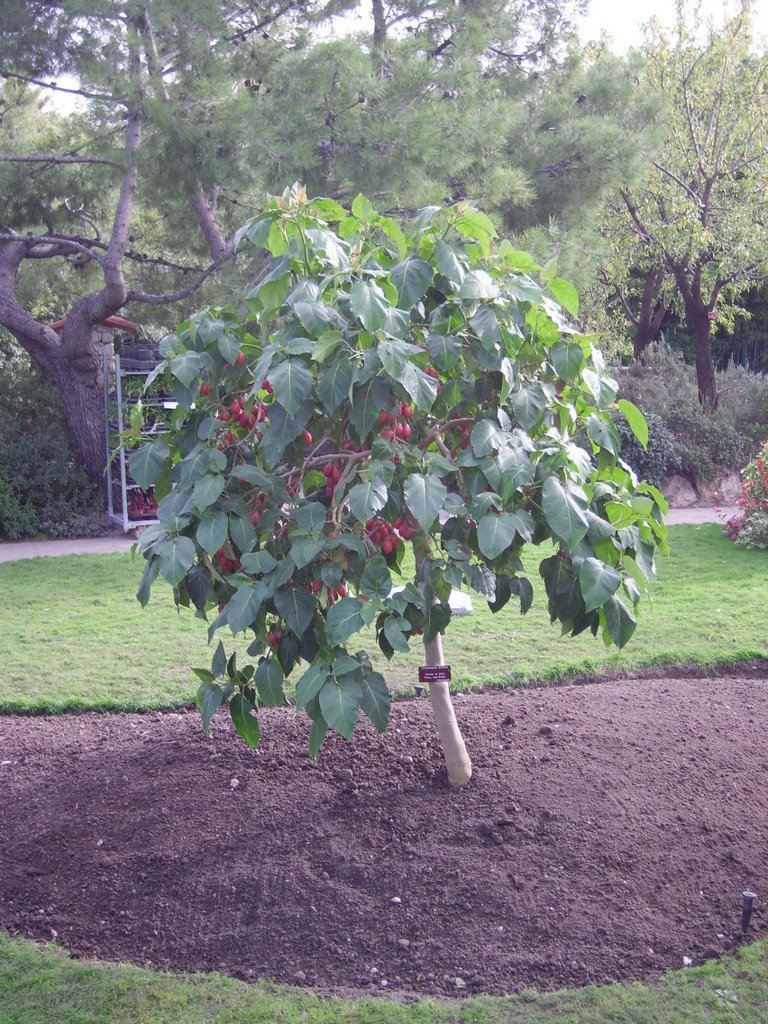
104, 352, 172, 532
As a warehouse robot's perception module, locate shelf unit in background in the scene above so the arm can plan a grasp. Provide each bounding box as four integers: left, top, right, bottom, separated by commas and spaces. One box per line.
104, 351, 174, 532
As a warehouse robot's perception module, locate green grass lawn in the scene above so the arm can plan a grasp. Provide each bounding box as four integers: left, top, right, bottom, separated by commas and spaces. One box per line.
1, 524, 767, 1023
1, 932, 767, 1024
0, 524, 765, 713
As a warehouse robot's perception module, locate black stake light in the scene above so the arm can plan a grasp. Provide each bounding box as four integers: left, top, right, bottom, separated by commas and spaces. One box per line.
742, 890, 758, 933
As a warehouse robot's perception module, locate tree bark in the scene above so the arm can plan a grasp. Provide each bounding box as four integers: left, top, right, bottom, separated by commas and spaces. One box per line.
633, 269, 669, 360
692, 311, 718, 410
48, 346, 109, 490
424, 630, 472, 787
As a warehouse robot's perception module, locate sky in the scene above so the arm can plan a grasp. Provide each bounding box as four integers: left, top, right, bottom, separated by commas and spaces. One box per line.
576, 0, 768, 51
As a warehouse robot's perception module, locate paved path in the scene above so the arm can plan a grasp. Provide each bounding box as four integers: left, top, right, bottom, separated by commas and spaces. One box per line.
0, 506, 737, 565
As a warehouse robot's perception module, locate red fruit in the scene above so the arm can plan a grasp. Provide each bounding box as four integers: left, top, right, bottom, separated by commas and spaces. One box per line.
236, 352, 246, 365
401, 404, 413, 418
256, 404, 267, 423
266, 631, 276, 647
338, 583, 347, 598
331, 466, 341, 483
239, 412, 250, 429
382, 538, 394, 555
382, 427, 394, 440
302, 430, 312, 445
218, 601, 226, 613
217, 410, 230, 422
199, 381, 211, 396
326, 484, 334, 497
402, 423, 411, 439
261, 379, 273, 394
425, 366, 439, 380
395, 422, 405, 438
226, 429, 235, 443
322, 463, 334, 478
250, 510, 261, 526
378, 410, 389, 426
401, 526, 413, 541
231, 400, 241, 416
248, 412, 257, 429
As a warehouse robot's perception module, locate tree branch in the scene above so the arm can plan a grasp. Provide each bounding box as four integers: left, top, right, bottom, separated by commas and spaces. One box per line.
0, 153, 124, 169
126, 251, 234, 305
0, 71, 125, 106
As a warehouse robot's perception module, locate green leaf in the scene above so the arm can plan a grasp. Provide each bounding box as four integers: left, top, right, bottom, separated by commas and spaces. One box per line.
603, 596, 637, 649
360, 671, 390, 733
510, 385, 547, 431
296, 661, 330, 709
308, 717, 329, 760
274, 586, 316, 636
136, 556, 161, 607
427, 333, 462, 372
239, 550, 278, 575
317, 354, 353, 413
293, 502, 327, 532
587, 414, 621, 455
326, 597, 366, 644
459, 270, 498, 301
319, 678, 362, 740
217, 333, 240, 365
230, 693, 261, 748
349, 377, 390, 439
403, 474, 446, 533
349, 280, 390, 332
195, 512, 228, 561
399, 362, 439, 412
470, 305, 503, 353
390, 257, 433, 309
477, 512, 517, 560
360, 555, 392, 600
227, 582, 267, 633
156, 537, 196, 586
129, 440, 169, 490
541, 478, 589, 549
352, 193, 375, 220
617, 399, 649, 450
306, 227, 349, 270
312, 329, 344, 363
549, 277, 579, 317
268, 358, 313, 417
197, 680, 224, 737
260, 403, 312, 467
582, 369, 618, 408
212, 641, 227, 678
254, 658, 285, 707
348, 478, 388, 523
434, 239, 465, 286
551, 341, 584, 382
289, 536, 326, 569
185, 564, 211, 611
192, 474, 225, 513
579, 558, 622, 613
470, 420, 505, 457
169, 350, 202, 388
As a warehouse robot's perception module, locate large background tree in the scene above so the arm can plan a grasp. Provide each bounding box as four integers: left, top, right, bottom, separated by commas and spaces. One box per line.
597, 0, 768, 405
0, 0, 663, 488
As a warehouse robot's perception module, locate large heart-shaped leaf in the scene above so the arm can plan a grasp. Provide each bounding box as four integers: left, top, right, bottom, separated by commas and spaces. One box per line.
579, 557, 622, 613
230, 693, 261, 748
319, 678, 363, 739
542, 478, 589, 550
268, 358, 313, 417
404, 474, 446, 533
326, 597, 366, 644
477, 512, 516, 560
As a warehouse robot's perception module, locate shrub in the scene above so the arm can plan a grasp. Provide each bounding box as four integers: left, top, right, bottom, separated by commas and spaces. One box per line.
0, 343, 105, 539
614, 412, 674, 487
728, 441, 768, 550
613, 344, 764, 482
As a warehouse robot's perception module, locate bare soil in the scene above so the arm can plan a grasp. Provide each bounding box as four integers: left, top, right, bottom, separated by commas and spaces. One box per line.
1, 667, 767, 998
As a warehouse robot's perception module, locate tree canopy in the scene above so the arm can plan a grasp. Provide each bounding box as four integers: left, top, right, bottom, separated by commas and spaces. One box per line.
598, 1, 768, 405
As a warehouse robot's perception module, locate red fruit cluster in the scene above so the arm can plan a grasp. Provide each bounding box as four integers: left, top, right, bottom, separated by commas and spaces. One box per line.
341, 440, 366, 453
326, 583, 348, 606
322, 462, 342, 497
266, 626, 283, 648
199, 381, 212, 397
214, 548, 241, 574
378, 404, 413, 441
393, 515, 414, 541
261, 378, 273, 395
365, 517, 403, 555
305, 579, 323, 594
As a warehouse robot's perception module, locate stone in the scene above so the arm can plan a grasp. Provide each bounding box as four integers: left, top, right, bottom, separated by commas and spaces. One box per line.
662, 475, 698, 508
697, 470, 741, 504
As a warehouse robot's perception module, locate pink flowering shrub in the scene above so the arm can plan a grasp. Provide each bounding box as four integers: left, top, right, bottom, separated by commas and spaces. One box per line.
726, 442, 768, 549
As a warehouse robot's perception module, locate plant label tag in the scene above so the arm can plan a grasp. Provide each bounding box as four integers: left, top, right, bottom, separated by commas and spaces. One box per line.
418, 665, 452, 683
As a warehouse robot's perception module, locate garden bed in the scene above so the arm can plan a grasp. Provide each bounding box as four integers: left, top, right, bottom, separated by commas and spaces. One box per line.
1, 668, 766, 998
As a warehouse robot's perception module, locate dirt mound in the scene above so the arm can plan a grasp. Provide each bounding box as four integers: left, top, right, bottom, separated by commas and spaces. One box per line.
1, 669, 766, 998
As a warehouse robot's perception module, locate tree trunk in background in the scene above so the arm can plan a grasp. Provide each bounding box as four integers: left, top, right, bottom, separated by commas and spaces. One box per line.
46, 338, 108, 493
691, 311, 718, 410
633, 269, 668, 360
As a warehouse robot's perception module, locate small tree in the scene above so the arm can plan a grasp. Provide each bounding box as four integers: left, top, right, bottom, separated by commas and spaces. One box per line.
134, 187, 667, 786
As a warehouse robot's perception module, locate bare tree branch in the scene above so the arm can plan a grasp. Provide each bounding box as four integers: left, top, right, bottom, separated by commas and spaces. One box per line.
126, 251, 235, 305
0, 71, 125, 106
0, 153, 124, 168
0, 232, 106, 265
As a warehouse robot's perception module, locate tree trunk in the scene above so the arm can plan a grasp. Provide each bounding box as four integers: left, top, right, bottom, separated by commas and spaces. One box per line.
691, 311, 718, 410
424, 630, 472, 787
47, 340, 109, 494
633, 269, 668, 360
